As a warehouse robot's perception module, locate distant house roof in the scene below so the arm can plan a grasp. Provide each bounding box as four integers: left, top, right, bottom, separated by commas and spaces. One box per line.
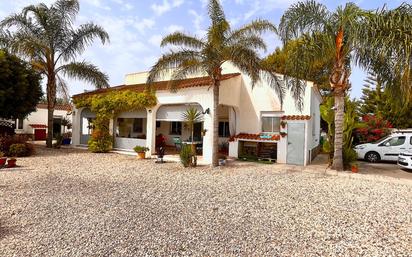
29, 124, 48, 129
72, 73, 241, 99
36, 103, 72, 111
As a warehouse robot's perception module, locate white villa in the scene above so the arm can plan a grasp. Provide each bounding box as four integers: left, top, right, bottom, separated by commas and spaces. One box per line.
10, 103, 72, 140
72, 62, 322, 166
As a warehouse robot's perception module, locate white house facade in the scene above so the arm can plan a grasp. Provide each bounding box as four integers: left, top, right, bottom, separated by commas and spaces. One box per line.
14, 103, 72, 140
72, 62, 322, 166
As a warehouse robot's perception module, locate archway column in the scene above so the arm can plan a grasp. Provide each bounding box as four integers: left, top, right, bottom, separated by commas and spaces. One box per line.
146, 105, 159, 158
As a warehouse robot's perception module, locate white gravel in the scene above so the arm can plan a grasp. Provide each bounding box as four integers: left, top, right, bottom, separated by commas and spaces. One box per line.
0, 146, 411, 256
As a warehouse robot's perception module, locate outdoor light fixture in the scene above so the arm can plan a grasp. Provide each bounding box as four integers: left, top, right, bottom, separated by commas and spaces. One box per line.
202, 108, 210, 115
148, 109, 152, 113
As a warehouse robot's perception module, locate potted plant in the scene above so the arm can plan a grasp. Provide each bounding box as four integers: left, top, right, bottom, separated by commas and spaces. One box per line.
218, 155, 227, 166
351, 162, 359, 173
280, 132, 287, 138
0, 152, 7, 167
7, 157, 17, 168
134, 146, 149, 159
62, 132, 72, 145
280, 121, 287, 129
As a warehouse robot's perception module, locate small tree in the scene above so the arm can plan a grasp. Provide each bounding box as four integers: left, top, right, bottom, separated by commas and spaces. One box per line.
0, 50, 42, 119
182, 107, 203, 166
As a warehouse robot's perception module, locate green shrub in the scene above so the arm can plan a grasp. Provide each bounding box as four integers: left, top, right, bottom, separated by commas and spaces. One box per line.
88, 129, 113, 153
179, 144, 192, 167
9, 143, 28, 157
133, 146, 149, 153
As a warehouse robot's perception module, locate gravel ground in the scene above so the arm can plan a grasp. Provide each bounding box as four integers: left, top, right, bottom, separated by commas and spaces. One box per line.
1, 147, 411, 256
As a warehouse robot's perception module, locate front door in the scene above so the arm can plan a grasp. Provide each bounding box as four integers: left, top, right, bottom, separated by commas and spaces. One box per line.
287, 123, 305, 165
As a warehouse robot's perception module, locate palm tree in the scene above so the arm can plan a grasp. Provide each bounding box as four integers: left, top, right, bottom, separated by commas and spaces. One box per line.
0, 0, 109, 147
182, 107, 203, 152
147, 0, 283, 167
278, 1, 412, 170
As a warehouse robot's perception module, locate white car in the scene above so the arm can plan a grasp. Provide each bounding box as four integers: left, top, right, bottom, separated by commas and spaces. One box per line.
398, 152, 412, 170
354, 132, 412, 163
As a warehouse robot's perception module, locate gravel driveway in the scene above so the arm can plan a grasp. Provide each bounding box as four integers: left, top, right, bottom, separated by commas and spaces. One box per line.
1, 147, 411, 256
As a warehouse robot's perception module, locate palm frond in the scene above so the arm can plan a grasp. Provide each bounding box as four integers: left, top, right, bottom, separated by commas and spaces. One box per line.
57, 23, 109, 63
146, 50, 202, 84
228, 19, 277, 41
279, 0, 330, 42
208, 0, 226, 24
56, 74, 70, 102
58, 61, 109, 89
161, 32, 204, 49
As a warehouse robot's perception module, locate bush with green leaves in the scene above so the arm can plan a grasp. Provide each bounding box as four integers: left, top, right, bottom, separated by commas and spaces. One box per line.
9, 143, 28, 157
179, 144, 193, 168
0, 135, 34, 157
133, 146, 149, 153
88, 129, 113, 153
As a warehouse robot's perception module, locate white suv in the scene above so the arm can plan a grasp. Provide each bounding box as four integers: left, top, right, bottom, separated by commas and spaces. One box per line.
354, 131, 412, 163
398, 152, 412, 170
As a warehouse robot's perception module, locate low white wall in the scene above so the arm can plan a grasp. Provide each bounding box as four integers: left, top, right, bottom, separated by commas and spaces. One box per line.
114, 137, 146, 151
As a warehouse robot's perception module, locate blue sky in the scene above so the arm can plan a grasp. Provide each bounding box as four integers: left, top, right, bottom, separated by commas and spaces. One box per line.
0, 0, 406, 99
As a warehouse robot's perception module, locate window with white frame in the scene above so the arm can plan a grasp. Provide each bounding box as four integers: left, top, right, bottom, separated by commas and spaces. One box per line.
262, 117, 280, 133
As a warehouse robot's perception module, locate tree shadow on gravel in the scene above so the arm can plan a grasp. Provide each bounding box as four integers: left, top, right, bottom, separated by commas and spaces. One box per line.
0, 220, 16, 240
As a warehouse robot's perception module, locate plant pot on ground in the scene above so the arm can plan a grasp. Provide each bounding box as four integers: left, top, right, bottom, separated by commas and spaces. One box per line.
134, 146, 149, 159
0, 152, 7, 166
7, 158, 17, 168
351, 163, 359, 173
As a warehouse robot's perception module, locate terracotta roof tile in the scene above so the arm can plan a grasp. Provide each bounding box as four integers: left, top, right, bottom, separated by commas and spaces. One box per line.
29, 124, 48, 128
72, 73, 241, 98
37, 103, 72, 111
281, 115, 311, 120
229, 133, 281, 142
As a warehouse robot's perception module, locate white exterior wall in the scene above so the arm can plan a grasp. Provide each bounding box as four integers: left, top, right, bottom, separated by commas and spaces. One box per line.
15, 108, 71, 136
72, 61, 321, 165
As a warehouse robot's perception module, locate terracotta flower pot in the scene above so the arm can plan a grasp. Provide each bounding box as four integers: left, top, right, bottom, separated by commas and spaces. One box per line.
0, 158, 7, 166
351, 166, 358, 173
137, 152, 146, 159
7, 159, 17, 168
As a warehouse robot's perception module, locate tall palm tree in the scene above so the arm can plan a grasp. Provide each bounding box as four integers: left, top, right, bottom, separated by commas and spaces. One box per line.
278, 1, 412, 170
147, 0, 283, 167
0, 0, 109, 147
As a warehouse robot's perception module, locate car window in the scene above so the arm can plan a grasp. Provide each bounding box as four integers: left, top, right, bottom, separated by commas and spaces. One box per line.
382, 136, 406, 146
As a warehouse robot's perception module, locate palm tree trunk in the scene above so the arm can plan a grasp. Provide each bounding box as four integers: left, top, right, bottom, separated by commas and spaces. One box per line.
212, 79, 220, 167
331, 88, 344, 171
46, 76, 56, 148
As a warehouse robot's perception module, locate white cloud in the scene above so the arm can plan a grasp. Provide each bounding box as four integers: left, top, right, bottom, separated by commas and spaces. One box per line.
151, 0, 185, 16
133, 18, 156, 34
166, 24, 184, 33
149, 34, 163, 47
188, 9, 206, 37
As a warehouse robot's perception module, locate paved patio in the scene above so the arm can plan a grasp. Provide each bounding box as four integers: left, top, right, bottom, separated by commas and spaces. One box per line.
0, 147, 411, 256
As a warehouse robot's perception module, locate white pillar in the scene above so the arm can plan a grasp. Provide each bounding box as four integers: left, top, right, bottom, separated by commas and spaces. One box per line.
146, 106, 159, 158
202, 106, 213, 164
71, 108, 81, 145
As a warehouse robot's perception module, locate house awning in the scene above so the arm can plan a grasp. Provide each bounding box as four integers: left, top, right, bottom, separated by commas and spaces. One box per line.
156, 104, 204, 122
30, 124, 48, 129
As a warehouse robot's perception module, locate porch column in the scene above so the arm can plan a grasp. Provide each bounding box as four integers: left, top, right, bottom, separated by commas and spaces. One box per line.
71, 108, 81, 145
146, 106, 159, 158
202, 106, 213, 164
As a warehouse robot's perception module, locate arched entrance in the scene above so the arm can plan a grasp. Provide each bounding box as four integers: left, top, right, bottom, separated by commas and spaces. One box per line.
80, 108, 96, 145
155, 103, 204, 155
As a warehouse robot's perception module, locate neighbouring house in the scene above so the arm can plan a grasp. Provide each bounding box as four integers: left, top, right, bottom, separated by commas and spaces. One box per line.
71, 62, 322, 166
13, 103, 72, 140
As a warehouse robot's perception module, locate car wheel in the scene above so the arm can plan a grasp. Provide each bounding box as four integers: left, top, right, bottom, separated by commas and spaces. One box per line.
365, 152, 380, 163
